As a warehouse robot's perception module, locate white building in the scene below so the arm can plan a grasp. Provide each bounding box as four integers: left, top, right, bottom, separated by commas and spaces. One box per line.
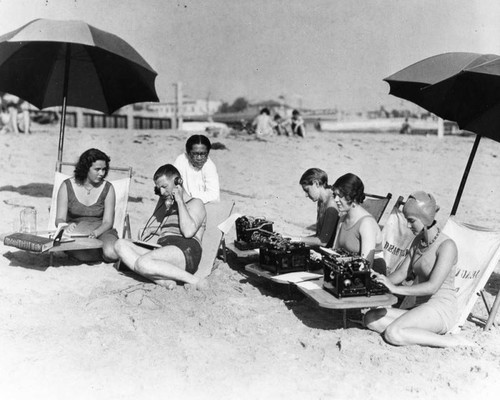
143, 98, 222, 119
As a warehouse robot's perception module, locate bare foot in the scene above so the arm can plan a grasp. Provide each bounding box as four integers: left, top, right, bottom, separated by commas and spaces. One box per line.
184, 278, 209, 291
156, 279, 177, 290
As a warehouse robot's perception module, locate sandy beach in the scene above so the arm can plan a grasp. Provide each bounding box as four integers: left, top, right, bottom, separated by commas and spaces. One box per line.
1, 125, 500, 400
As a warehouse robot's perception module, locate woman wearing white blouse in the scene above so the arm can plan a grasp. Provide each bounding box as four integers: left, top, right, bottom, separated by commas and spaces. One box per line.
174, 134, 220, 203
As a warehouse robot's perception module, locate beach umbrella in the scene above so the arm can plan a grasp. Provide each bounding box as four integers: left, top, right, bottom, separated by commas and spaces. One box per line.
384, 52, 500, 215
0, 18, 159, 165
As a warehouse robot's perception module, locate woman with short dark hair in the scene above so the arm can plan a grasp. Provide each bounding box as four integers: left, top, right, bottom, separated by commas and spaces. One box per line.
174, 134, 220, 203
288, 168, 339, 248
332, 173, 383, 272
56, 148, 118, 262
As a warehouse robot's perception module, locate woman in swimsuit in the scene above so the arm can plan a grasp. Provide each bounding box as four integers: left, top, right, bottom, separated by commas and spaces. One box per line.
55, 148, 118, 262
364, 192, 471, 347
332, 173, 383, 272
114, 164, 207, 290
289, 168, 339, 248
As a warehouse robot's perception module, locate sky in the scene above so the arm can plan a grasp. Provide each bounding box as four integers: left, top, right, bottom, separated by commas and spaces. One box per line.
1, 0, 500, 111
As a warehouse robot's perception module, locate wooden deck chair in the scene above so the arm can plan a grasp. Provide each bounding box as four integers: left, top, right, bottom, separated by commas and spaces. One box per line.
363, 192, 392, 223
442, 217, 500, 332
194, 200, 235, 279
381, 196, 414, 275
47, 161, 133, 251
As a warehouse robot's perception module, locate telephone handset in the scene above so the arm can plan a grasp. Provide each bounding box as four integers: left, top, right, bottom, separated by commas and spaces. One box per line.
154, 177, 183, 196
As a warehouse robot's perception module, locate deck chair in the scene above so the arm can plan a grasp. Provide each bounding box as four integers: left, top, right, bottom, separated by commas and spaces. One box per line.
442, 217, 500, 332
364, 192, 392, 223
381, 196, 414, 275
47, 162, 132, 261
194, 200, 235, 279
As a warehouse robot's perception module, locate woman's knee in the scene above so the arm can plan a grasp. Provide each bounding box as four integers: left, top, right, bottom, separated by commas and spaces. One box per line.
102, 241, 118, 262
363, 308, 387, 331
384, 323, 406, 346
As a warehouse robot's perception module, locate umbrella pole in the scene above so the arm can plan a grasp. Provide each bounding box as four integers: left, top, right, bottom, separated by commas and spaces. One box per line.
57, 44, 71, 171
451, 134, 481, 216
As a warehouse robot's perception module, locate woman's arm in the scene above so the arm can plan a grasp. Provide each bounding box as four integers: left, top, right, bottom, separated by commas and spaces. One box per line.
376, 239, 457, 296
91, 184, 116, 237
197, 160, 220, 203
359, 217, 380, 265
55, 181, 69, 226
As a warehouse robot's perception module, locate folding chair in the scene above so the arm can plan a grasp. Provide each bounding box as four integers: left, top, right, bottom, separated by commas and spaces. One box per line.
194, 200, 235, 279
47, 161, 133, 263
381, 196, 414, 275
442, 217, 500, 332
363, 192, 392, 223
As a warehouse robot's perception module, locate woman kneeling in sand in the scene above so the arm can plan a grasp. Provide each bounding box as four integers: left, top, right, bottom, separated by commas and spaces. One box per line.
364, 192, 470, 347
114, 164, 207, 290
331, 173, 384, 272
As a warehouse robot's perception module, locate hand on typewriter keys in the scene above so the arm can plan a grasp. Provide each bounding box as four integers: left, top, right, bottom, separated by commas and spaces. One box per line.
371, 271, 393, 291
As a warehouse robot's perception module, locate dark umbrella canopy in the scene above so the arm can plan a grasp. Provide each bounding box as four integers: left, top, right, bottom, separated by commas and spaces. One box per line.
0, 18, 159, 114
384, 52, 500, 215
384, 52, 500, 141
0, 19, 159, 163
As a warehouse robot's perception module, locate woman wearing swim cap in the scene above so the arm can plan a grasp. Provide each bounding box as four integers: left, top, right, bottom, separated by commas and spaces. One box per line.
364, 191, 472, 347
331, 173, 384, 272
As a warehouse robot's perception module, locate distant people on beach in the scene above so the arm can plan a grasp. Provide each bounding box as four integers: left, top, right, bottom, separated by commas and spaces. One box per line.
0, 93, 31, 134
56, 148, 119, 262
291, 109, 305, 138
273, 113, 287, 136
288, 168, 339, 248
114, 164, 207, 290
331, 173, 384, 273
174, 134, 220, 203
400, 118, 411, 134
252, 108, 274, 137
364, 192, 470, 347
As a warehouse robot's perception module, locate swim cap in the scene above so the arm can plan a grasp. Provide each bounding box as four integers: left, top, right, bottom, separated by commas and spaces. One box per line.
403, 191, 439, 227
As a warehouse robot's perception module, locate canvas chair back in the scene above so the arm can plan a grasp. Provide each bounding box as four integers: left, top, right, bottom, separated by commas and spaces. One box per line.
364, 192, 392, 223
381, 196, 414, 275
195, 200, 235, 279
442, 217, 500, 333
48, 163, 132, 238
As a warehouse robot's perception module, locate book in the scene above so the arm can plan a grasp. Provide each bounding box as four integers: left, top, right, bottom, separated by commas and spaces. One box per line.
4, 232, 55, 253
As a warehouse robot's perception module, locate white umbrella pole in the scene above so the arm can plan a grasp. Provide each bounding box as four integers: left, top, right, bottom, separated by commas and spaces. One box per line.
57, 44, 71, 171
451, 134, 481, 216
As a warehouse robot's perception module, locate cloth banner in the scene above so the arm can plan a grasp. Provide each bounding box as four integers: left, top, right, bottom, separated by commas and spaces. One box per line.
442, 217, 500, 333
381, 206, 414, 275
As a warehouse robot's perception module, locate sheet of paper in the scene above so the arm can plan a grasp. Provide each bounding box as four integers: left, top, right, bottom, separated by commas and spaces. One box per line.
297, 280, 322, 290
273, 272, 321, 283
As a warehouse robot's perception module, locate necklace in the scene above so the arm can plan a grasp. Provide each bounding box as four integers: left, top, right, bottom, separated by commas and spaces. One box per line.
420, 227, 440, 248
83, 184, 94, 195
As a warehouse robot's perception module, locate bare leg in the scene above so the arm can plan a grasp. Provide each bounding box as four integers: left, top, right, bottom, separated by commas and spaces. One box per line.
364, 307, 407, 333
381, 306, 475, 348
134, 245, 200, 286
101, 233, 119, 262
114, 239, 151, 269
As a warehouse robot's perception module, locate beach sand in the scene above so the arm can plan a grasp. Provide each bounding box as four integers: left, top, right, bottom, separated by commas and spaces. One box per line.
1, 125, 499, 399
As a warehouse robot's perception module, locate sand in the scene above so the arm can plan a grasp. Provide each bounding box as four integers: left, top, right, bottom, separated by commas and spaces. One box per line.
1, 125, 499, 400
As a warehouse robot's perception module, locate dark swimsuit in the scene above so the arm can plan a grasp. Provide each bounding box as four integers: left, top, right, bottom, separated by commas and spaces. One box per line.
157, 201, 203, 274
65, 179, 118, 239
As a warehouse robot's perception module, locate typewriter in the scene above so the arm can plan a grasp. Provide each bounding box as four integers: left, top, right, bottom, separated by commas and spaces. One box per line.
258, 232, 311, 275
234, 216, 274, 250
317, 248, 388, 298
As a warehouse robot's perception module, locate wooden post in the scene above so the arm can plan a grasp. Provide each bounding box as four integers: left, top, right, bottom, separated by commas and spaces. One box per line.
437, 117, 444, 138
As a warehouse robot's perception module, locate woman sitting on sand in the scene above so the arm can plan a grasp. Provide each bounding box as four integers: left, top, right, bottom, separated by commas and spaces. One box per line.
174, 134, 220, 204
331, 173, 384, 272
364, 192, 469, 347
289, 168, 339, 248
55, 148, 118, 262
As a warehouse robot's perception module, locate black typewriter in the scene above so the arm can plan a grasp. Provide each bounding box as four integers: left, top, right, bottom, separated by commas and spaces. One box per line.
258, 233, 311, 275
234, 216, 274, 250
317, 249, 388, 298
